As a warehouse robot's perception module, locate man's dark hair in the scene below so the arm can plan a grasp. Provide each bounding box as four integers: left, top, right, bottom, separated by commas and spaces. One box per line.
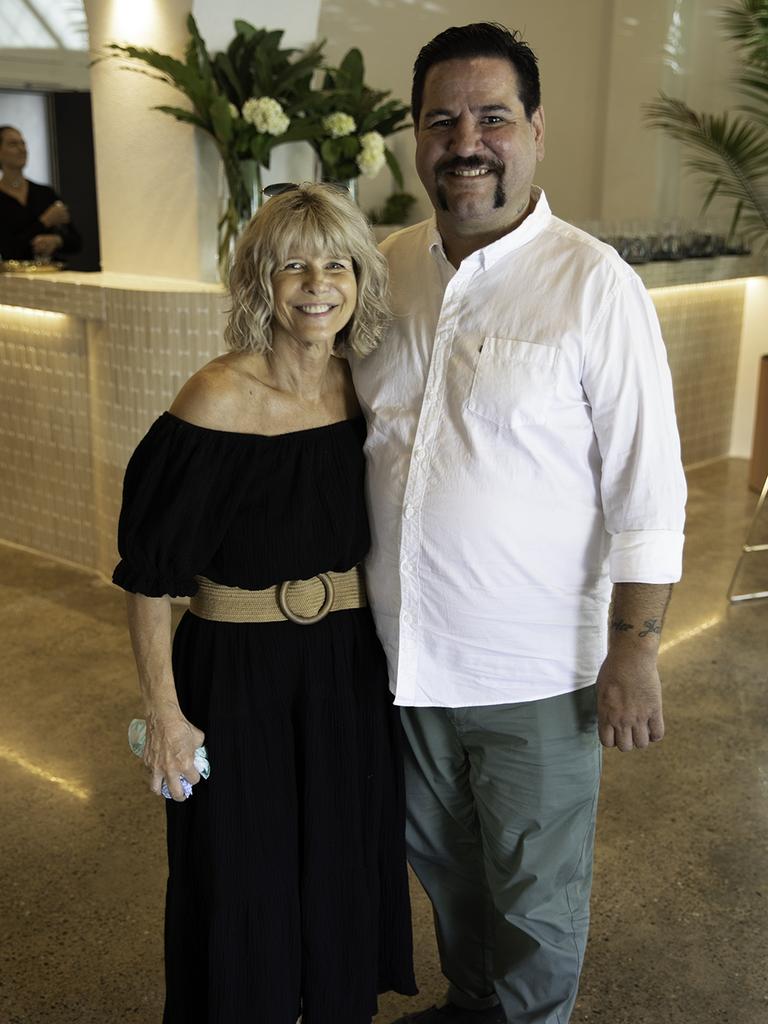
411, 23, 541, 126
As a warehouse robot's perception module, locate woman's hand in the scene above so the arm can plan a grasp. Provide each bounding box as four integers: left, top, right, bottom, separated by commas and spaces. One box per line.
143, 701, 205, 801
31, 233, 62, 258
39, 200, 70, 228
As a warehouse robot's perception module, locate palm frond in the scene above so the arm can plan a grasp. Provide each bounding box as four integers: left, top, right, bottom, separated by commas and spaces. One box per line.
643, 93, 768, 236
721, 0, 768, 65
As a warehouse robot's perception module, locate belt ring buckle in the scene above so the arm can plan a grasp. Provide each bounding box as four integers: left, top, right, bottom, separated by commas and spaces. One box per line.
277, 573, 335, 625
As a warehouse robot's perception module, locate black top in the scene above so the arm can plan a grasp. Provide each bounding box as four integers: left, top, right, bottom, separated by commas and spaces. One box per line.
113, 411, 371, 597
0, 180, 82, 260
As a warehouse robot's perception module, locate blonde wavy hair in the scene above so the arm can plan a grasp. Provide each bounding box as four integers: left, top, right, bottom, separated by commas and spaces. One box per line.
225, 182, 389, 357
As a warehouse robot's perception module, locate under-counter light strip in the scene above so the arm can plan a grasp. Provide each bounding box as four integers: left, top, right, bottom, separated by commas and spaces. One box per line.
0, 303, 71, 322
0, 744, 90, 801
648, 276, 759, 297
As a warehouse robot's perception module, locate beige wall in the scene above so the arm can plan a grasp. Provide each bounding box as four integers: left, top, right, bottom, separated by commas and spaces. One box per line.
318, 0, 741, 228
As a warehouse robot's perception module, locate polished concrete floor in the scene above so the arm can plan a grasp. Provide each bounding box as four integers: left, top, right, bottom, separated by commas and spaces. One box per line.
0, 457, 766, 1024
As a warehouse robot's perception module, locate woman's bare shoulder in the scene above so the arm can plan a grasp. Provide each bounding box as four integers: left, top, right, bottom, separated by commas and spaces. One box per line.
169, 356, 249, 431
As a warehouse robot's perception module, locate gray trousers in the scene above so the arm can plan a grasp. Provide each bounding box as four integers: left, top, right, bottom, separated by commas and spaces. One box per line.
400, 686, 601, 1024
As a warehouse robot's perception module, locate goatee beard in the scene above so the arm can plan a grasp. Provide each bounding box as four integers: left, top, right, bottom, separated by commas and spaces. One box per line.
434, 160, 506, 211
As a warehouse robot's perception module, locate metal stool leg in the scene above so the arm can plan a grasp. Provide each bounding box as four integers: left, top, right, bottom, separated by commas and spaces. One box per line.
727, 472, 768, 602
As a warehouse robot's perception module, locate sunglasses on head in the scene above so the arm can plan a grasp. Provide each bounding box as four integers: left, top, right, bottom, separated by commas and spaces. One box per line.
262, 181, 352, 199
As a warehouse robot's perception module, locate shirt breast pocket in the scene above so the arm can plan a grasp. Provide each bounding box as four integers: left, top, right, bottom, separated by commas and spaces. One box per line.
466, 337, 561, 428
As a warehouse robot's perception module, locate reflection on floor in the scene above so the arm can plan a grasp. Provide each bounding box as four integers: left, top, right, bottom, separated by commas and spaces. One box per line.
0, 458, 766, 1024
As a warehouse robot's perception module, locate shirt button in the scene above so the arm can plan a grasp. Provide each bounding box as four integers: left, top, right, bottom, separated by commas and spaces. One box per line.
413, 446, 424, 461
403, 504, 417, 520
402, 611, 412, 627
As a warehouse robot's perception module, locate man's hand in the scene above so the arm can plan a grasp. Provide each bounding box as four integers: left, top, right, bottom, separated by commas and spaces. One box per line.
599, 581, 672, 751
596, 649, 664, 751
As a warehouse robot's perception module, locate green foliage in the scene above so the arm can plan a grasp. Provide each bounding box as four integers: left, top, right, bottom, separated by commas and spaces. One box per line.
368, 191, 417, 225
643, 0, 768, 246
308, 47, 411, 182
210, 21, 323, 116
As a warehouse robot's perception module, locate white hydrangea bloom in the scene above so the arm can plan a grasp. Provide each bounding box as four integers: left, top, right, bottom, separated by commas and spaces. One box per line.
242, 96, 290, 136
323, 111, 357, 138
356, 145, 386, 178
360, 131, 385, 154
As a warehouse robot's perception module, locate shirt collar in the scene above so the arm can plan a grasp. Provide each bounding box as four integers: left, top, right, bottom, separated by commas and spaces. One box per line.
427, 186, 552, 271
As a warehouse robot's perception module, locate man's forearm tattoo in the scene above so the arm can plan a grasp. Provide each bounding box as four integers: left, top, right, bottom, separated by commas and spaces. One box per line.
610, 617, 663, 638
611, 617, 634, 632
639, 619, 662, 637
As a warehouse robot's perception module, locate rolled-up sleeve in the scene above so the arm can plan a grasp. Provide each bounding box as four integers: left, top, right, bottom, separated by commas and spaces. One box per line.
581, 272, 687, 583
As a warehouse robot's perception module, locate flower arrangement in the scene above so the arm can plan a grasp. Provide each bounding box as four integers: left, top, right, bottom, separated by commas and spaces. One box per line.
102, 19, 411, 277
308, 49, 410, 188
102, 16, 322, 277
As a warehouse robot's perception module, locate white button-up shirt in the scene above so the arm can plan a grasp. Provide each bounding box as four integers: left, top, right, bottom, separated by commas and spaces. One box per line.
351, 189, 686, 708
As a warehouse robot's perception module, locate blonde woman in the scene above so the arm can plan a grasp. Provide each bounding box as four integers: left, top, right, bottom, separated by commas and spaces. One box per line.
114, 184, 416, 1023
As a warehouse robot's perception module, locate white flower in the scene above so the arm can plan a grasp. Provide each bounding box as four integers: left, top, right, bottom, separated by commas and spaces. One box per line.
242, 96, 290, 136
228, 103, 240, 119
356, 145, 386, 178
323, 111, 357, 138
360, 130, 385, 155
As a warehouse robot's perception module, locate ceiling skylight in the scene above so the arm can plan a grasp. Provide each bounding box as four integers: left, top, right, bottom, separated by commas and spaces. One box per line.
0, 0, 88, 50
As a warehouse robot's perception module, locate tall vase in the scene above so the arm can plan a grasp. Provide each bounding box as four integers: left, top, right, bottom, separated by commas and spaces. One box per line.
218, 158, 263, 284
313, 159, 359, 204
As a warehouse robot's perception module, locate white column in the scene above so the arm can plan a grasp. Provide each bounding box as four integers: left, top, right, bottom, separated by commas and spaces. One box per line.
85, 0, 213, 280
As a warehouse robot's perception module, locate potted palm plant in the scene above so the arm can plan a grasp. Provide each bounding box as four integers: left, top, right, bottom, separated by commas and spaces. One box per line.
643, 0, 768, 249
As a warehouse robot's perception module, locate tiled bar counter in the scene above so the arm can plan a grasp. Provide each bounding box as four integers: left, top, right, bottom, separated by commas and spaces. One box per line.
0, 272, 226, 577
0, 255, 764, 577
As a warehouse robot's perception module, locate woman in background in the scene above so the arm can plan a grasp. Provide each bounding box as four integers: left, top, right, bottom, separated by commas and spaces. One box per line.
0, 125, 81, 261
113, 183, 416, 1024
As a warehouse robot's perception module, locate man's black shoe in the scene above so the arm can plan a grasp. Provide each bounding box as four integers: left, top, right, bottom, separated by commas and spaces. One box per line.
391, 1004, 505, 1024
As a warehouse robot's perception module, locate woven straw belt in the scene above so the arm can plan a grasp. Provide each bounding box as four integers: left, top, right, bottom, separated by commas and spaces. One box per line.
189, 565, 366, 625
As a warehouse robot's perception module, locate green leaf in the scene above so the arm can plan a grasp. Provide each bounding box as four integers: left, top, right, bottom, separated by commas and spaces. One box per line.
212, 52, 244, 105
153, 105, 209, 131
210, 93, 233, 143
338, 48, 364, 92
250, 134, 271, 164
234, 20, 257, 40
321, 138, 341, 166
699, 176, 723, 215
339, 136, 360, 158
728, 198, 745, 240
384, 147, 404, 189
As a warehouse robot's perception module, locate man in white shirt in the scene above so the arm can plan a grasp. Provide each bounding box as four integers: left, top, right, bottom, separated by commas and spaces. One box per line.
351, 22, 686, 1024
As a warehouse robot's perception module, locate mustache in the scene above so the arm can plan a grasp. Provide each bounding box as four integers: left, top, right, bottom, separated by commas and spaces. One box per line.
435, 155, 504, 176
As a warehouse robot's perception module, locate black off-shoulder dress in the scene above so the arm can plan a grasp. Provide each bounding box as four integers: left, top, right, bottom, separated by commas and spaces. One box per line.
113, 412, 416, 1024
